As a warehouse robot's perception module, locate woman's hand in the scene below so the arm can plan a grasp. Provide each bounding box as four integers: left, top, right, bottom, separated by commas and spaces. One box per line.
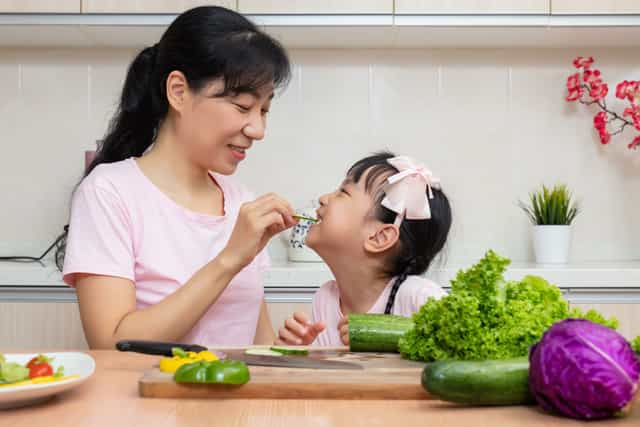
338, 316, 349, 346
220, 193, 296, 271
275, 312, 326, 346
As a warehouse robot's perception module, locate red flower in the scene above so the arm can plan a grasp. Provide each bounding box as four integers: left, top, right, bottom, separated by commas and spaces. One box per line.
567, 56, 639, 152
598, 129, 611, 145
616, 80, 632, 100
573, 56, 594, 69
588, 81, 608, 101
624, 106, 640, 130
583, 69, 601, 84
566, 73, 583, 101
594, 112, 608, 131
615, 80, 640, 103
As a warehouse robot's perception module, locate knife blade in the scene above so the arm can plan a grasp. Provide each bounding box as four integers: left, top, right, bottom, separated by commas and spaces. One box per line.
116, 340, 363, 370
225, 350, 363, 370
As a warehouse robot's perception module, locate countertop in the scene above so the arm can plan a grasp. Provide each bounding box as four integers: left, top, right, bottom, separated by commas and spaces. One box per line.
1, 259, 640, 288
2, 350, 638, 427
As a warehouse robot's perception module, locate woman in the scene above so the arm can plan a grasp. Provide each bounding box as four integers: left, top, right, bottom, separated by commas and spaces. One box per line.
62, 6, 296, 349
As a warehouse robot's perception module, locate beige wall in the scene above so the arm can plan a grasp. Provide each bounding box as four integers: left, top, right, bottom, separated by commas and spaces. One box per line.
1, 47, 639, 263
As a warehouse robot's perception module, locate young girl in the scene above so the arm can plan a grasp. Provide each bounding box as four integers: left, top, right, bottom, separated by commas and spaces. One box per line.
62, 6, 297, 349
276, 151, 452, 346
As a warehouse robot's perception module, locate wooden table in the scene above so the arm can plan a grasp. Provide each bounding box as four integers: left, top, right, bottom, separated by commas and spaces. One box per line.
1, 351, 639, 427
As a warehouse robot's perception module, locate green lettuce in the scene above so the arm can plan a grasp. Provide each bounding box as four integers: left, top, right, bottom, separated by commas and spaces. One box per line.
399, 250, 618, 362
0, 361, 29, 383
632, 336, 640, 355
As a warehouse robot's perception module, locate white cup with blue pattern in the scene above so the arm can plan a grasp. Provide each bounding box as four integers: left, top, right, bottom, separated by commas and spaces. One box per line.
281, 202, 322, 262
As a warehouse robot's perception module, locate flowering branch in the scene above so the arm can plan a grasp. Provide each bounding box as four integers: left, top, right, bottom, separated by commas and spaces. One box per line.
566, 56, 640, 150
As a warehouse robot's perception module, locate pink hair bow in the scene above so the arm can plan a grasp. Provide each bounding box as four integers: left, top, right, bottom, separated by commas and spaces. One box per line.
381, 156, 441, 226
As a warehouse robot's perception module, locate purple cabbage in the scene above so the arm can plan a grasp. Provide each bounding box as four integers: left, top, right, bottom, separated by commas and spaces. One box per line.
529, 319, 640, 420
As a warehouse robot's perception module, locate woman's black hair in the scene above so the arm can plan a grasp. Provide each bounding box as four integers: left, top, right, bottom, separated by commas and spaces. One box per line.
86, 6, 290, 176
346, 151, 452, 314
55, 6, 291, 270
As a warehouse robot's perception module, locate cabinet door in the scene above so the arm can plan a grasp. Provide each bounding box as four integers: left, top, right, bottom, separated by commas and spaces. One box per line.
266, 302, 312, 335
0, 302, 88, 350
552, 0, 640, 14
0, 0, 80, 13
395, 0, 548, 14
81, 1, 236, 14
569, 303, 640, 341
238, 1, 392, 14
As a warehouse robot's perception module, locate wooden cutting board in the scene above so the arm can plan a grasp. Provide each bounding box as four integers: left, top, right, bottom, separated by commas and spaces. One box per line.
139, 348, 431, 400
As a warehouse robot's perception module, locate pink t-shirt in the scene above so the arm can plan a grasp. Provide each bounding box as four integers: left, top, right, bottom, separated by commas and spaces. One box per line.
311, 276, 447, 347
63, 158, 269, 346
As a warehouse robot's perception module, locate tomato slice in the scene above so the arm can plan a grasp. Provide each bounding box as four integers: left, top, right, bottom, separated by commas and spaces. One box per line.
27, 356, 54, 379
29, 363, 53, 379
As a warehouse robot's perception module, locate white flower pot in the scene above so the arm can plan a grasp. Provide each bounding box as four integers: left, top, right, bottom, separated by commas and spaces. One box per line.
533, 225, 571, 264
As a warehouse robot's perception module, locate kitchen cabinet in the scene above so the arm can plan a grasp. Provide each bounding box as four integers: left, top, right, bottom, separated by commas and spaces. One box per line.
0, 0, 80, 13
394, 0, 548, 14
552, 0, 640, 14
81, 0, 236, 14
569, 302, 640, 341
238, 1, 392, 14
0, 302, 88, 350
0, 301, 312, 350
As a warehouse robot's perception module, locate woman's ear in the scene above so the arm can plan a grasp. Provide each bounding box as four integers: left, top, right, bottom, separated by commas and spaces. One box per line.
165, 70, 189, 113
364, 223, 400, 254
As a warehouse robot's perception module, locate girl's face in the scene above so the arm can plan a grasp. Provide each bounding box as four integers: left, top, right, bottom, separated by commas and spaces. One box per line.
172, 76, 274, 175
306, 168, 392, 259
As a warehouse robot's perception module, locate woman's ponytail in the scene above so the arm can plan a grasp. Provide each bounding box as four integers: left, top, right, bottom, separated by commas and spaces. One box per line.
85, 44, 162, 176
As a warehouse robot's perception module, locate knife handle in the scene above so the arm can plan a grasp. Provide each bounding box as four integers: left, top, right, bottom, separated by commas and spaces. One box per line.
115, 340, 207, 356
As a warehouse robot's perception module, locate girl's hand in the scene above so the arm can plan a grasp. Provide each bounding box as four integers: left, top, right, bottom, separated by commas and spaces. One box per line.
220, 193, 296, 271
275, 312, 326, 346
338, 316, 349, 346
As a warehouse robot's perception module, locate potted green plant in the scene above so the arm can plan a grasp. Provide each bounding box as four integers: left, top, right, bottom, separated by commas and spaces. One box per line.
518, 184, 580, 264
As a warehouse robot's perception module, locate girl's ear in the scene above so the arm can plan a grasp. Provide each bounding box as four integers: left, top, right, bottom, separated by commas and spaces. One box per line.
165, 70, 190, 113
364, 223, 400, 254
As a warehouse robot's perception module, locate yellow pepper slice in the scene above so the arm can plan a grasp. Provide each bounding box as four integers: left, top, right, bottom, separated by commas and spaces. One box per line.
196, 351, 218, 362
0, 375, 79, 388
159, 350, 218, 373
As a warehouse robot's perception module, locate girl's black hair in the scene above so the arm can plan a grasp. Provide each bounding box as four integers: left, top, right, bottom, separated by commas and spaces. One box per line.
346, 151, 452, 314
55, 6, 291, 270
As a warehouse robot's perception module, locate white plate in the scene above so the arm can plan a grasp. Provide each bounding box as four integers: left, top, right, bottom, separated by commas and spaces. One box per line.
0, 352, 95, 410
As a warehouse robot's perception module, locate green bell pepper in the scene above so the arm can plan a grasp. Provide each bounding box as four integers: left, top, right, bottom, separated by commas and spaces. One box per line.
173, 360, 250, 385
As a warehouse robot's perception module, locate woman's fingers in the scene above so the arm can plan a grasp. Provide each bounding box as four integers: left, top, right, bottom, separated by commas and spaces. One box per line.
222, 193, 297, 271
251, 193, 296, 226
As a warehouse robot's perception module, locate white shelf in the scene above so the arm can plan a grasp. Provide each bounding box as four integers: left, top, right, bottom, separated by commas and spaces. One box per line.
0, 13, 640, 48
394, 13, 640, 26
1, 259, 639, 289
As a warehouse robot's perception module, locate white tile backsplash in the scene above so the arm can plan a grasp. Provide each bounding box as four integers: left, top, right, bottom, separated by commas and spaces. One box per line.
0, 47, 639, 263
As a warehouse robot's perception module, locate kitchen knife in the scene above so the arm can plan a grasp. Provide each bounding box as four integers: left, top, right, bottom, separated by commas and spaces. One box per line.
116, 340, 363, 370
116, 340, 207, 356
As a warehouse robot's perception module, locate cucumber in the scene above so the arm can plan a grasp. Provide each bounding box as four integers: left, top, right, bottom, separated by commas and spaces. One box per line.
270, 346, 309, 356
348, 313, 414, 352
422, 357, 535, 406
